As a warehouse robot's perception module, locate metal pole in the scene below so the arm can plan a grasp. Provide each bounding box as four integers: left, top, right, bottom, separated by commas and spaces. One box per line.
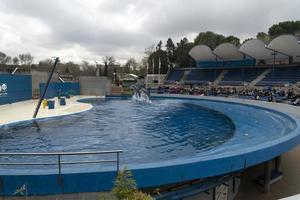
33, 57, 59, 118
158, 57, 161, 85
146, 61, 149, 87
152, 58, 155, 84
272, 51, 276, 77
146, 61, 149, 75
58, 154, 62, 175
117, 152, 120, 172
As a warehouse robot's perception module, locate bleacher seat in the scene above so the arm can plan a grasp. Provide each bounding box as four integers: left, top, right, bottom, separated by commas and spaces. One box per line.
258, 66, 300, 86
184, 69, 221, 85
219, 68, 266, 85
164, 69, 184, 83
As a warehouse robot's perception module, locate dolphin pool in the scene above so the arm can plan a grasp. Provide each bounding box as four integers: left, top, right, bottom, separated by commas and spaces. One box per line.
0, 95, 300, 195
0, 98, 236, 166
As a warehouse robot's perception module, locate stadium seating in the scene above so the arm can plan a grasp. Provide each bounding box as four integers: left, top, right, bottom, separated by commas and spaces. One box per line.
165, 65, 300, 87
184, 69, 221, 85
258, 67, 300, 86
219, 68, 266, 85
164, 68, 184, 83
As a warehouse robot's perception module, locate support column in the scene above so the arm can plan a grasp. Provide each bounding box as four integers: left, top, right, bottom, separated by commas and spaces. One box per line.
264, 160, 272, 193
275, 156, 282, 171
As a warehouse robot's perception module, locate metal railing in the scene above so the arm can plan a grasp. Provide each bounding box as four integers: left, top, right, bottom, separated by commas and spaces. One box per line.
0, 150, 123, 175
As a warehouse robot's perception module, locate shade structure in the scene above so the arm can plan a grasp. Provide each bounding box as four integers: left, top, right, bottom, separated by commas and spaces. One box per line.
189, 45, 216, 61
213, 43, 244, 60
268, 35, 300, 57
240, 39, 286, 61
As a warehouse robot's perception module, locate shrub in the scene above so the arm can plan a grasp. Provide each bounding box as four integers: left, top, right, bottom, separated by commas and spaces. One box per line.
112, 167, 153, 200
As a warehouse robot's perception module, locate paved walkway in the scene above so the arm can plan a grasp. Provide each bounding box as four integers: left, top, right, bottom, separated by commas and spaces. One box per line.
236, 144, 300, 200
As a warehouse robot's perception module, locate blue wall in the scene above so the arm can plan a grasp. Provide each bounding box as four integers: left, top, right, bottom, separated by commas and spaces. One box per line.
197, 59, 256, 68
39, 82, 80, 99
0, 74, 32, 105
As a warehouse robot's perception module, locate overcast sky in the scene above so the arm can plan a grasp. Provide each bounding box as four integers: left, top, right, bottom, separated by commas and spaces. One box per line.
0, 0, 299, 64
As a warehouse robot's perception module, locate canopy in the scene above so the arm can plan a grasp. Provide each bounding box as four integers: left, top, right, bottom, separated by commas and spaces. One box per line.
240, 39, 286, 60
189, 45, 216, 61
268, 35, 300, 56
213, 43, 244, 60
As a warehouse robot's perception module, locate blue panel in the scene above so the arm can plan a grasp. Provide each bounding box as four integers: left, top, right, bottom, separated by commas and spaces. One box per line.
39, 82, 80, 99
197, 59, 255, 69
0, 74, 32, 105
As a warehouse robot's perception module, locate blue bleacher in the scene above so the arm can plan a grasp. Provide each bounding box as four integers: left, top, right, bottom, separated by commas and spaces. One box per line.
258, 67, 300, 86
184, 69, 221, 84
219, 68, 266, 86
165, 65, 300, 87
165, 69, 184, 83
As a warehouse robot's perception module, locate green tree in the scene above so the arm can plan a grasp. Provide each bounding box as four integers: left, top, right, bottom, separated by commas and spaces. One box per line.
194, 31, 227, 49
226, 35, 240, 46
242, 38, 254, 44
256, 32, 270, 43
268, 20, 300, 38
156, 40, 162, 51
194, 31, 241, 49
148, 49, 168, 74
112, 168, 153, 200
165, 38, 176, 68
174, 37, 195, 67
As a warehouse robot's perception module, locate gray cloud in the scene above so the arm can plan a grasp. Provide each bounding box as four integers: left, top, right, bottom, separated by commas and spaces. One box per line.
0, 0, 299, 63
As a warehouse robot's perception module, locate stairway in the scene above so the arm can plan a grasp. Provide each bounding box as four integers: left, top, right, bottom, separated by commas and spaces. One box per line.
213, 70, 228, 85
180, 70, 191, 83
249, 69, 272, 86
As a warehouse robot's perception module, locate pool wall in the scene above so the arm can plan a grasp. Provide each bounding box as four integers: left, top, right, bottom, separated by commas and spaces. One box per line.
1, 94, 300, 196
39, 82, 80, 98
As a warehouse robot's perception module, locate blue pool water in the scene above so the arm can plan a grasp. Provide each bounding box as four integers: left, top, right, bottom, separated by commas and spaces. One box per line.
0, 98, 235, 165
0, 97, 297, 172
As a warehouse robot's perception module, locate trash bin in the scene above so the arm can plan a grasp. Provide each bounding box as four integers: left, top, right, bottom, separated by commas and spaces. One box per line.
47, 100, 55, 109
59, 98, 66, 106
42, 99, 48, 109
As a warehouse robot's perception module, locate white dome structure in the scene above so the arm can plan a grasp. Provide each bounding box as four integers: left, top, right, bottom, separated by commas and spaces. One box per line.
189, 45, 216, 61
268, 35, 300, 56
213, 43, 244, 60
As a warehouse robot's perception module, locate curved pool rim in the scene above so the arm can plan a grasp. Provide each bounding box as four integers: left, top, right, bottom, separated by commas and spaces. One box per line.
1, 94, 300, 195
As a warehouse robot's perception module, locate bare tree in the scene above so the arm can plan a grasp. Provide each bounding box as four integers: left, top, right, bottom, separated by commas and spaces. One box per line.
4, 56, 12, 65
12, 57, 19, 65
0, 52, 7, 65
125, 58, 138, 72
102, 56, 116, 76
144, 45, 155, 57
18, 53, 34, 65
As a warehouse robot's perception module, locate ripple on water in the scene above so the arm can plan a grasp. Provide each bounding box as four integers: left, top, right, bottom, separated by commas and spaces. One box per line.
0, 99, 236, 165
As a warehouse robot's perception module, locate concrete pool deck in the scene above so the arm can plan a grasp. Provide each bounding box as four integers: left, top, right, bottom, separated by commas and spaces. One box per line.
0, 96, 96, 126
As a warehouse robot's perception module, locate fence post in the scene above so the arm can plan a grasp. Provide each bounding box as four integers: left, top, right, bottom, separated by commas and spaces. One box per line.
117, 152, 120, 172
58, 154, 62, 175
